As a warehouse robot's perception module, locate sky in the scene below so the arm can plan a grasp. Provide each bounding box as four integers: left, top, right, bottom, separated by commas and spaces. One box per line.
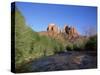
15, 2, 97, 35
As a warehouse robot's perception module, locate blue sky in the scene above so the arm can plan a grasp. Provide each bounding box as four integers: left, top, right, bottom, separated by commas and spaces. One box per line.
16, 2, 97, 35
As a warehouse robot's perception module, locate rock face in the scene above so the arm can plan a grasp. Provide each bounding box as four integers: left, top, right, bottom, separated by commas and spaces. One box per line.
39, 23, 79, 40
64, 25, 79, 39
47, 23, 60, 37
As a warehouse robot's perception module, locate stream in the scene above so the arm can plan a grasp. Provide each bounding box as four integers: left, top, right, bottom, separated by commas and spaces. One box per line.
17, 51, 97, 73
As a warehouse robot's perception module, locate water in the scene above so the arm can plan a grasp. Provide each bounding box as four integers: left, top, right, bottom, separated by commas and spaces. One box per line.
17, 51, 97, 73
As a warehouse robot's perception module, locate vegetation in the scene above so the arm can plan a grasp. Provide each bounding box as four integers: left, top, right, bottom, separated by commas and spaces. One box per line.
65, 35, 97, 52
85, 35, 97, 51
14, 9, 64, 69
65, 37, 87, 51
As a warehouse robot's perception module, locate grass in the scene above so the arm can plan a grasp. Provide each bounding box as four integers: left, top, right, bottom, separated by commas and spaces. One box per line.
13, 9, 64, 69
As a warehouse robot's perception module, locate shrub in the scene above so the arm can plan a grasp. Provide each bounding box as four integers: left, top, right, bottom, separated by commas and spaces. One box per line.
85, 35, 97, 51
73, 44, 83, 51
66, 44, 73, 51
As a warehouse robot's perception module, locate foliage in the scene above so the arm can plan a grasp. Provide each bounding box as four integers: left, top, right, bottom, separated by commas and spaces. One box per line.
14, 9, 64, 69
66, 43, 73, 51
65, 37, 87, 51
85, 35, 97, 51
65, 35, 97, 52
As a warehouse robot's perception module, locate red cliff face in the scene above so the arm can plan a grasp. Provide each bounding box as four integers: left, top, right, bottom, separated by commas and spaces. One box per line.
39, 24, 79, 40
64, 25, 79, 39
47, 23, 60, 37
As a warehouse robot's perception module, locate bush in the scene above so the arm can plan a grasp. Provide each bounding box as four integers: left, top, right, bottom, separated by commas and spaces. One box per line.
85, 35, 97, 51
73, 44, 80, 51
65, 37, 88, 51
66, 43, 73, 51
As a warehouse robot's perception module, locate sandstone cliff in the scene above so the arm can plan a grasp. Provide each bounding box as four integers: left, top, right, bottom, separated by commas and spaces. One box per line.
38, 23, 79, 42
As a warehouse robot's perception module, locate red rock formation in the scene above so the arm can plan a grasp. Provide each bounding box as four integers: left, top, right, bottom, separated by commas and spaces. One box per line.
64, 25, 79, 39
39, 24, 79, 41
47, 23, 60, 37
